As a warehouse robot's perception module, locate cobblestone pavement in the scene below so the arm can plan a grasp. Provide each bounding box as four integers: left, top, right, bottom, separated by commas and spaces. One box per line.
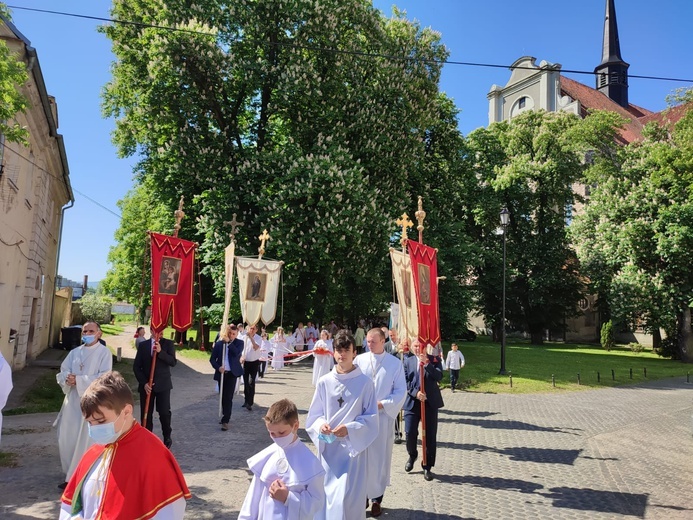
1, 330, 692, 519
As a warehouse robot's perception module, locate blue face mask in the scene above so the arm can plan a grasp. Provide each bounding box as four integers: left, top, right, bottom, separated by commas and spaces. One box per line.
318, 432, 337, 444
88, 412, 123, 445
82, 335, 96, 345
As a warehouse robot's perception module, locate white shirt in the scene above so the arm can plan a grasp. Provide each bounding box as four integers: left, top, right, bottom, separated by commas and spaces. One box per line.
445, 350, 465, 370
243, 334, 263, 362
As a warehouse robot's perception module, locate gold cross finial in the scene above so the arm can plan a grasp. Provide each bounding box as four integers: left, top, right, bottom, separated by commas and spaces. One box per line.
173, 196, 185, 238
415, 195, 426, 242
224, 213, 244, 243
396, 213, 414, 251
258, 229, 270, 259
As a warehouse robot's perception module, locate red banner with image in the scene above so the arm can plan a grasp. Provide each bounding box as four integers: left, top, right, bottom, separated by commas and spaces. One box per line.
407, 239, 441, 348
150, 232, 196, 333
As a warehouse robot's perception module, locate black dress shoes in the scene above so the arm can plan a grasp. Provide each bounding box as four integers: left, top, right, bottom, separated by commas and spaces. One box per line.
405, 457, 416, 472
423, 469, 434, 481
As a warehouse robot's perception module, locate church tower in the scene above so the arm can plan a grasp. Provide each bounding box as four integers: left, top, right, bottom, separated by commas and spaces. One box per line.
594, 0, 629, 107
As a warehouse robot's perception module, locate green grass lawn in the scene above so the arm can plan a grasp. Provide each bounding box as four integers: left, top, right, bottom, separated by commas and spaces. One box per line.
446, 336, 689, 394
101, 324, 124, 336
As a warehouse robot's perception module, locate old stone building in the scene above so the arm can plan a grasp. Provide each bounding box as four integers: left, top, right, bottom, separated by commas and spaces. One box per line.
0, 17, 73, 369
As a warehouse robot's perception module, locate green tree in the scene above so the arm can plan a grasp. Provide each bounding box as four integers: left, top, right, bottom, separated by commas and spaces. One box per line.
0, 4, 30, 145
77, 294, 112, 324
465, 111, 586, 345
572, 98, 693, 361
101, 179, 171, 320
101, 1, 448, 325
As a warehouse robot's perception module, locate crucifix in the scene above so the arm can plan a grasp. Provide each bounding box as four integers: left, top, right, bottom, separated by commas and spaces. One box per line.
173, 196, 185, 238
224, 213, 244, 244
258, 229, 270, 259
415, 195, 426, 243
396, 213, 414, 252
337, 396, 345, 408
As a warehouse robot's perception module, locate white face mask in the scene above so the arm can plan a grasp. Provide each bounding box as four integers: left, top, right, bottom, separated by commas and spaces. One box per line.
272, 431, 296, 449
88, 411, 124, 445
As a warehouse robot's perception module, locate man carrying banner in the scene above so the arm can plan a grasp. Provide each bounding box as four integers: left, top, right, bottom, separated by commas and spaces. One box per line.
210, 324, 244, 430
402, 339, 443, 481
241, 324, 263, 411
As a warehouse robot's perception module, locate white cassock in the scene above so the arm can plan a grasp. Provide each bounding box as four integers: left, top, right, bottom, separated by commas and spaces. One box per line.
58, 450, 186, 520
354, 351, 407, 499
239, 438, 326, 520
311, 340, 334, 386
306, 367, 378, 520
55, 343, 112, 480
271, 337, 290, 370
0, 351, 13, 446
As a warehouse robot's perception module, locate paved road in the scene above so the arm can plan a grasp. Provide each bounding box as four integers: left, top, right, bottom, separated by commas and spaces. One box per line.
1, 329, 692, 519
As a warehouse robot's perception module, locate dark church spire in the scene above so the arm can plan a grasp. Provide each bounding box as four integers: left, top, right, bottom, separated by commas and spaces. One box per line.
594, 0, 629, 107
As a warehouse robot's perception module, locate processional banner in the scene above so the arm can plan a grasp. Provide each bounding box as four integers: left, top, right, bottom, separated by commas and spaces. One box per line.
407, 239, 441, 348
235, 257, 282, 326
390, 249, 418, 342
221, 241, 235, 327
150, 232, 196, 333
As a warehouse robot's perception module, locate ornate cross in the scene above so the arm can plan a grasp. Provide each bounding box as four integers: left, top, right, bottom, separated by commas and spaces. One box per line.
415, 195, 426, 243
173, 196, 185, 238
337, 396, 345, 408
396, 213, 414, 251
258, 229, 270, 259
224, 213, 244, 243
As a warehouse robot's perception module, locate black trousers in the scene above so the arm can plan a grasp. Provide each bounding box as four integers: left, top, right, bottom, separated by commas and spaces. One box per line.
404, 402, 438, 469
258, 360, 266, 378
220, 372, 238, 424
243, 360, 260, 406
450, 368, 460, 390
139, 388, 172, 440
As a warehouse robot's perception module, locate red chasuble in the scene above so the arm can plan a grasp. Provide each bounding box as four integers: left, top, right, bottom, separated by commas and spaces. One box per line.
61, 422, 191, 519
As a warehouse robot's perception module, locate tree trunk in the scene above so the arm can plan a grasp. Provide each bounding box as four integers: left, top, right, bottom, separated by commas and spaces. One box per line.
652, 328, 661, 351
530, 330, 544, 345
678, 307, 692, 363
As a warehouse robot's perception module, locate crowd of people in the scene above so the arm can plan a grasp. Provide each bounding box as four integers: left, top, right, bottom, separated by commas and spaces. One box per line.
48, 319, 465, 519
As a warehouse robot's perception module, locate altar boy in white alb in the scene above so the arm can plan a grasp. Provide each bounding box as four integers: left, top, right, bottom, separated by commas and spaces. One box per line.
239, 399, 325, 520
354, 327, 406, 517
306, 330, 379, 520
55, 321, 112, 485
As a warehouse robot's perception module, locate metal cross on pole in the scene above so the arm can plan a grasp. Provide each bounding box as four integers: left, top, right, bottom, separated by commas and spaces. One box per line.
224, 213, 244, 244
396, 213, 414, 252
258, 229, 270, 259
415, 195, 426, 243
173, 196, 185, 238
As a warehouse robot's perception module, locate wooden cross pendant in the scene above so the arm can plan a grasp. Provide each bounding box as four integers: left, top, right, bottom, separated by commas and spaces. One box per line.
337, 396, 345, 408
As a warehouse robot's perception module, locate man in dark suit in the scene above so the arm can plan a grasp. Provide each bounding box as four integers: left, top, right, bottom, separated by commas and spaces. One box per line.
402, 339, 444, 481
133, 327, 177, 449
210, 324, 245, 430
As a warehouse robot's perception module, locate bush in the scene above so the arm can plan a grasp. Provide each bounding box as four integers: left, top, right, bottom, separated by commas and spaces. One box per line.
628, 342, 644, 354
77, 294, 112, 324
600, 320, 615, 351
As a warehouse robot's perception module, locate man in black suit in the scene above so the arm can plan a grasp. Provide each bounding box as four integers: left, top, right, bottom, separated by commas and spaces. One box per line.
402, 339, 444, 481
210, 324, 245, 431
133, 327, 177, 448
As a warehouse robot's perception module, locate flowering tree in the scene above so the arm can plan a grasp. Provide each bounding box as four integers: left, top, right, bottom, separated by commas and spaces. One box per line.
102, 0, 448, 324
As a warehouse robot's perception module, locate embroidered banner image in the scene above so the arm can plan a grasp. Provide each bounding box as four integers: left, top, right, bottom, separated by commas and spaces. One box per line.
406, 239, 440, 347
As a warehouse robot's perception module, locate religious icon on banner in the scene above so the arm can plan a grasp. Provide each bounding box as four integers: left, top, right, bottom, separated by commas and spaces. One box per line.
402, 269, 412, 308
158, 257, 181, 295
418, 263, 431, 305
246, 272, 267, 302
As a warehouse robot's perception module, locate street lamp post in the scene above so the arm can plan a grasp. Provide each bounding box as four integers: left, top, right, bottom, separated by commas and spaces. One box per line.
499, 207, 510, 375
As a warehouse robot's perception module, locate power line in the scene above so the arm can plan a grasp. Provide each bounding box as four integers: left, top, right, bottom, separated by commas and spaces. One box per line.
9, 4, 693, 84
2, 144, 122, 219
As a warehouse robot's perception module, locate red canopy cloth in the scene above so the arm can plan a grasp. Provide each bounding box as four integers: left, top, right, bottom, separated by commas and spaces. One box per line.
407, 239, 441, 347
150, 232, 196, 333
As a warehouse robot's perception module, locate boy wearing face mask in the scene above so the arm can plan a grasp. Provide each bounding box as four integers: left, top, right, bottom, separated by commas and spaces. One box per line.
59, 371, 190, 520
239, 399, 325, 519
55, 321, 112, 489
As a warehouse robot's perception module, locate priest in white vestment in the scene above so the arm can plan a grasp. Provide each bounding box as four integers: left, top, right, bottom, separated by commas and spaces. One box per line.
354, 328, 407, 517
0, 350, 13, 446
55, 322, 112, 484
306, 330, 378, 520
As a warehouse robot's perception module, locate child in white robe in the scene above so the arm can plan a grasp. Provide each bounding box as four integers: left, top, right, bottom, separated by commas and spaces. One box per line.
239, 399, 325, 520
311, 329, 334, 386
270, 327, 290, 371
306, 330, 379, 520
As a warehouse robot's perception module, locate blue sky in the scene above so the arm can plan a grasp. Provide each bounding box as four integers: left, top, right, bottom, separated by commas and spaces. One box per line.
9, 0, 693, 283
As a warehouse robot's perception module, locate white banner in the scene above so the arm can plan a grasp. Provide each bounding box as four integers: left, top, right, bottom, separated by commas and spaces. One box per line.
390, 248, 418, 342
236, 256, 283, 326
221, 241, 235, 327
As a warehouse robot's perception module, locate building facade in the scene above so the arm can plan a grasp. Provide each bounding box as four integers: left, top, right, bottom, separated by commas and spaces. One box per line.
0, 17, 73, 369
